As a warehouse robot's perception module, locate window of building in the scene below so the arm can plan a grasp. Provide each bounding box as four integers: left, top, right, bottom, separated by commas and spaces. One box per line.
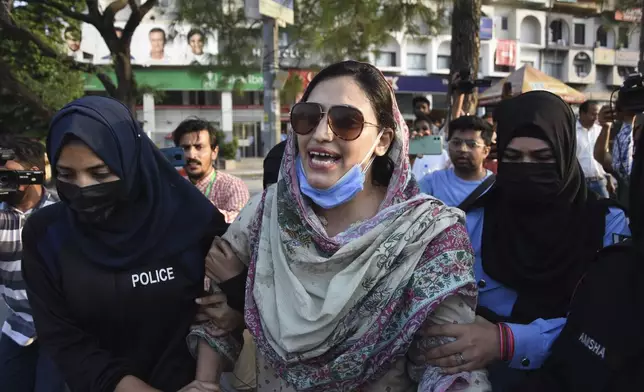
437, 55, 451, 69
544, 53, 564, 80
574, 23, 585, 45
406, 53, 426, 70
501, 17, 508, 31
573, 52, 591, 78
618, 66, 636, 77
375, 51, 397, 67
595, 65, 611, 84
550, 20, 564, 43
618, 27, 630, 48
596, 26, 608, 47
232, 91, 258, 106
158, 91, 184, 106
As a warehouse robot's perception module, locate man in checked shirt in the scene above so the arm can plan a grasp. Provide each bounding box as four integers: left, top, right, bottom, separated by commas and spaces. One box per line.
173, 118, 249, 223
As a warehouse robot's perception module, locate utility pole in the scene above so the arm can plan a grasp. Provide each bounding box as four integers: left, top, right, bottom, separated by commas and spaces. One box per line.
262, 17, 281, 156
639, 0, 644, 73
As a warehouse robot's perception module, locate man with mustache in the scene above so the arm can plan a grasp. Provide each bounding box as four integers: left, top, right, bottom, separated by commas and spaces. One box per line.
418, 115, 494, 211
173, 118, 249, 223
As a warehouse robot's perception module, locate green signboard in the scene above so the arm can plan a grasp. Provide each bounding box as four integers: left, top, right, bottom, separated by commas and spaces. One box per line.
84, 68, 264, 92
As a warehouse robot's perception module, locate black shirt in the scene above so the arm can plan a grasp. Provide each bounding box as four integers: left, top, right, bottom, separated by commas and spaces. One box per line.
514, 241, 644, 392
22, 203, 226, 392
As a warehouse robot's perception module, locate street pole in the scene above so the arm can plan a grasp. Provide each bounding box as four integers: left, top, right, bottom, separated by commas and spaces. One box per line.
639, 0, 644, 74
262, 16, 281, 156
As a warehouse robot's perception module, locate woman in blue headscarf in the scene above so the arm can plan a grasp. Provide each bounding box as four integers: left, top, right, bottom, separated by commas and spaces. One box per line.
21, 96, 227, 392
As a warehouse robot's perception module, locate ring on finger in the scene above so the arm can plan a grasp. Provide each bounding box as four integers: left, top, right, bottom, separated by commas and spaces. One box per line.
456, 352, 465, 365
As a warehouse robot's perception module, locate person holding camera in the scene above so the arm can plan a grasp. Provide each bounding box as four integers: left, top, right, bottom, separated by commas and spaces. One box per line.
0, 136, 63, 392
593, 104, 638, 206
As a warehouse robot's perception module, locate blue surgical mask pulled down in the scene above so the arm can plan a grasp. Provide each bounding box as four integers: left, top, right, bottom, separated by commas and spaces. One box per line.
296, 130, 384, 209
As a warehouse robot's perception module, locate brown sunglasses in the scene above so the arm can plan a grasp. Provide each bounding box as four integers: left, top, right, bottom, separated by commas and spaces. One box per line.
290, 102, 379, 141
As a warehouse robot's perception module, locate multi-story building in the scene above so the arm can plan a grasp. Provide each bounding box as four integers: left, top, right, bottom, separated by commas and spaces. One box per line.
78, 0, 641, 154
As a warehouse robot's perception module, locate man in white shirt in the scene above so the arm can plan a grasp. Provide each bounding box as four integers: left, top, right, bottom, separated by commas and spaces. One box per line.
576, 100, 610, 198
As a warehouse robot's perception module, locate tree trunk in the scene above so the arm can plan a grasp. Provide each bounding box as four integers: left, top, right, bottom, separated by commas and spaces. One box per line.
450, 0, 481, 114
113, 49, 137, 113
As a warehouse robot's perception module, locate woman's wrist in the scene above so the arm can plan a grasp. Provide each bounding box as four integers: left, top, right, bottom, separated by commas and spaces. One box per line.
196, 339, 223, 383
497, 323, 515, 362
115, 375, 160, 392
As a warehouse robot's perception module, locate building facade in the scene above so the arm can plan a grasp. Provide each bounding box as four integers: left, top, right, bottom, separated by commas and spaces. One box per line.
77, 0, 641, 154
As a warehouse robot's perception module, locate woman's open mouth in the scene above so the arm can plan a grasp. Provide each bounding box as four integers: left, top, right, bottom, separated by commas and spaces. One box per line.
308, 151, 341, 170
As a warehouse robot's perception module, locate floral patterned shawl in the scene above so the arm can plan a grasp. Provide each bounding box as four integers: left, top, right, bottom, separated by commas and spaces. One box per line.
221, 73, 476, 391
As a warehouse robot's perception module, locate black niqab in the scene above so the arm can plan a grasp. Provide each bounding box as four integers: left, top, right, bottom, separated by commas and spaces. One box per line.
47, 96, 223, 269
481, 91, 606, 323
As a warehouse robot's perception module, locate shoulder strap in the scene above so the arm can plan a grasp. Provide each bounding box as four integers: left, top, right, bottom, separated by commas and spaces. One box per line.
458, 174, 496, 212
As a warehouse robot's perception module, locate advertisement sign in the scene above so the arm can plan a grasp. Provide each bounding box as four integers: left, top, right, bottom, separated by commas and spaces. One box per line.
616, 50, 639, 67
383, 75, 450, 93
615, 9, 642, 23
244, 0, 294, 25
84, 69, 264, 91
66, 21, 219, 66
495, 40, 517, 67
593, 48, 615, 66
480, 17, 493, 41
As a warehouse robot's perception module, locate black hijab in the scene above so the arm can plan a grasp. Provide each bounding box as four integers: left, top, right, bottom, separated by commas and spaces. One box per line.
47, 96, 222, 269
480, 91, 606, 323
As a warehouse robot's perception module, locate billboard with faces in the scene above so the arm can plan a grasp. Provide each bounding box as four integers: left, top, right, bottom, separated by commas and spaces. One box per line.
67, 21, 218, 66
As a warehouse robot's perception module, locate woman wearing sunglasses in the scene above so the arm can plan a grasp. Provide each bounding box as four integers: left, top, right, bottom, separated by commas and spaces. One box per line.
187, 61, 490, 391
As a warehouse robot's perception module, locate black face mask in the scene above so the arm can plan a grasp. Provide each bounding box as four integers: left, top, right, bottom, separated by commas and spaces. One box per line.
0, 189, 26, 207
497, 163, 562, 204
57, 180, 124, 224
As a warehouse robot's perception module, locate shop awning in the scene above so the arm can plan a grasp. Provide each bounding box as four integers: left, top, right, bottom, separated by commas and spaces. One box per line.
478, 64, 586, 106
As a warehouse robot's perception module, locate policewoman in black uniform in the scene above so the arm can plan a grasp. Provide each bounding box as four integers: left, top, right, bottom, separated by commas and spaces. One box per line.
514, 104, 644, 391
22, 97, 226, 392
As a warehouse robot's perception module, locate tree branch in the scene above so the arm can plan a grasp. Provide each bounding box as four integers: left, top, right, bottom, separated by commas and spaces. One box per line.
0, 58, 55, 120
28, 0, 96, 25
0, 18, 117, 93
85, 0, 101, 19
103, 0, 129, 23
123, 0, 157, 40
96, 72, 118, 96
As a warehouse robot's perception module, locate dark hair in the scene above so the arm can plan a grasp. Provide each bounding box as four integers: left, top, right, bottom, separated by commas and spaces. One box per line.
413, 114, 433, 127
64, 26, 81, 38
172, 117, 218, 149
412, 96, 431, 108
579, 100, 599, 113
149, 27, 166, 41
447, 115, 494, 146
0, 135, 46, 171
299, 61, 396, 187
187, 29, 204, 43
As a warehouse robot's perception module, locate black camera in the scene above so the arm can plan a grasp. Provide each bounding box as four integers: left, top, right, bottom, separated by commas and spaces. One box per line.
616, 73, 644, 114
452, 69, 492, 94
0, 149, 45, 194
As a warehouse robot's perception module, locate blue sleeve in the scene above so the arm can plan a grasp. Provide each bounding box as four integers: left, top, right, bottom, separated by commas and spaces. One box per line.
418, 175, 433, 195
603, 207, 630, 247
503, 207, 628, 371
611, 123, 633, 179
505, 317, 566, 369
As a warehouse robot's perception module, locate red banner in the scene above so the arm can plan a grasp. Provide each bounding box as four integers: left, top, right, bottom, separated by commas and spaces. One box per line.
495, 40, 517, 67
